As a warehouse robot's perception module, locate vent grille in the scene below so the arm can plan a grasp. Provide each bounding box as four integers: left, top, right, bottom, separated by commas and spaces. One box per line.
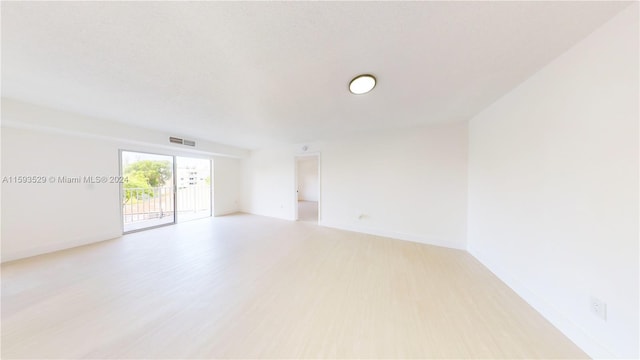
169, 137, 196, 147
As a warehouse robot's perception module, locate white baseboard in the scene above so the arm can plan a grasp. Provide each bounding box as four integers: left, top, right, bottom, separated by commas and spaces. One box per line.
468, 245, 615, 359
213, 208, 242, 217
1, 232, 121, 263
319, 221, 466, 250
240, 209, 295, 222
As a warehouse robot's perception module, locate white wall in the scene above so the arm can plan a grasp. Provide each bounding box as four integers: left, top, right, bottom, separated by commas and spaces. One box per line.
467, 4, 638, 358
242, 122, 468, 249
296, 157, 318, 201
213, 157, 242, 216
1, 127, 122, 262
321, 124, 468, 249
241, 145, 298, 221
1, 98, 248, 158
1, 100, 245, 262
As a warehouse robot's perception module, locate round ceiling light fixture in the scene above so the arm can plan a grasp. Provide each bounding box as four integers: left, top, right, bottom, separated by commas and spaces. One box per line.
349, 74, 376, 95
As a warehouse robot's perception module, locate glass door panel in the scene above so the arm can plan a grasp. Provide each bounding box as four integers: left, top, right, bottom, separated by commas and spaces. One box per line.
121, 151, 175, 232
176, 156, 211, 222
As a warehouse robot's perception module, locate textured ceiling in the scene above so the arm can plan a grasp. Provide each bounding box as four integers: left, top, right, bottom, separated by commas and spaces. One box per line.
1, 1, 631, 149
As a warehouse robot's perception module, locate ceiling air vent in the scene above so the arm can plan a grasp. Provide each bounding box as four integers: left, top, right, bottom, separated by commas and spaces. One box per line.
169, 136, 196, 147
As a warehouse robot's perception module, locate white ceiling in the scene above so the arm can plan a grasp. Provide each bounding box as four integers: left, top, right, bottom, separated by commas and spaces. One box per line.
1, 1, 631, 149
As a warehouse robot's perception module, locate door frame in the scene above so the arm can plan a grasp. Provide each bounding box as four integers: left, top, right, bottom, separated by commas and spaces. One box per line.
175, 155, 213, 222
294, 152, 321, 222
119, 150, 213, 234
119, 149, 177, 234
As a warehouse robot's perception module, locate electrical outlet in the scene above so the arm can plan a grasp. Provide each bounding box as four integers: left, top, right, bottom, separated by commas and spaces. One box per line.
590, 297, 607, 321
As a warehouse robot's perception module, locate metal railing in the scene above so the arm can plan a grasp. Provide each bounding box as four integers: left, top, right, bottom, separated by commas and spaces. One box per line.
123, 185, 211, 224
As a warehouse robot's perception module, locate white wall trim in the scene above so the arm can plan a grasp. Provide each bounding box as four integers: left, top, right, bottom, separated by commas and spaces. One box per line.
238, 210, 295, 222
468, 245, 616, 359
1, 231, 121, 263
213, 209, 241, 217
320, 220, 466, 250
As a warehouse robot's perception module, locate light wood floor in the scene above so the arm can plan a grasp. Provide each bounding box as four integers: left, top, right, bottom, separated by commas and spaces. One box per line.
1, 213, 587, 359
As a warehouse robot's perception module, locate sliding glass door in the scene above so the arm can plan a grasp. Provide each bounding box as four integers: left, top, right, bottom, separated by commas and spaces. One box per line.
121, 151, 175, 232
120, 151, 212, 233
176, 156, 211, 222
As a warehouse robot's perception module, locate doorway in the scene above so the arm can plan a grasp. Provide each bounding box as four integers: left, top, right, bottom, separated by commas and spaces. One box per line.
176, 156, 212, 222
120, 151, 213, 233
295, 155, 320, 223
121, 151, 175, 232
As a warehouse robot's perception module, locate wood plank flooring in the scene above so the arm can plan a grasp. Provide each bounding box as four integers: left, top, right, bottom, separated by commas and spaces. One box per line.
1, 213, 587, 358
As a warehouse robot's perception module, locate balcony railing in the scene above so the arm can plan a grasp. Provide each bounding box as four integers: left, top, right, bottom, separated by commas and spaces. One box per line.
122, 185, 210, 224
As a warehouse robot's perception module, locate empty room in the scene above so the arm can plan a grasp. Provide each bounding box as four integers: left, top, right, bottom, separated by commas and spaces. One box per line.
1, 1, 638, 359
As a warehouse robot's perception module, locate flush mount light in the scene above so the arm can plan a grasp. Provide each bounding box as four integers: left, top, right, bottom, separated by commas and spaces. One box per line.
349, 74, 376, 95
